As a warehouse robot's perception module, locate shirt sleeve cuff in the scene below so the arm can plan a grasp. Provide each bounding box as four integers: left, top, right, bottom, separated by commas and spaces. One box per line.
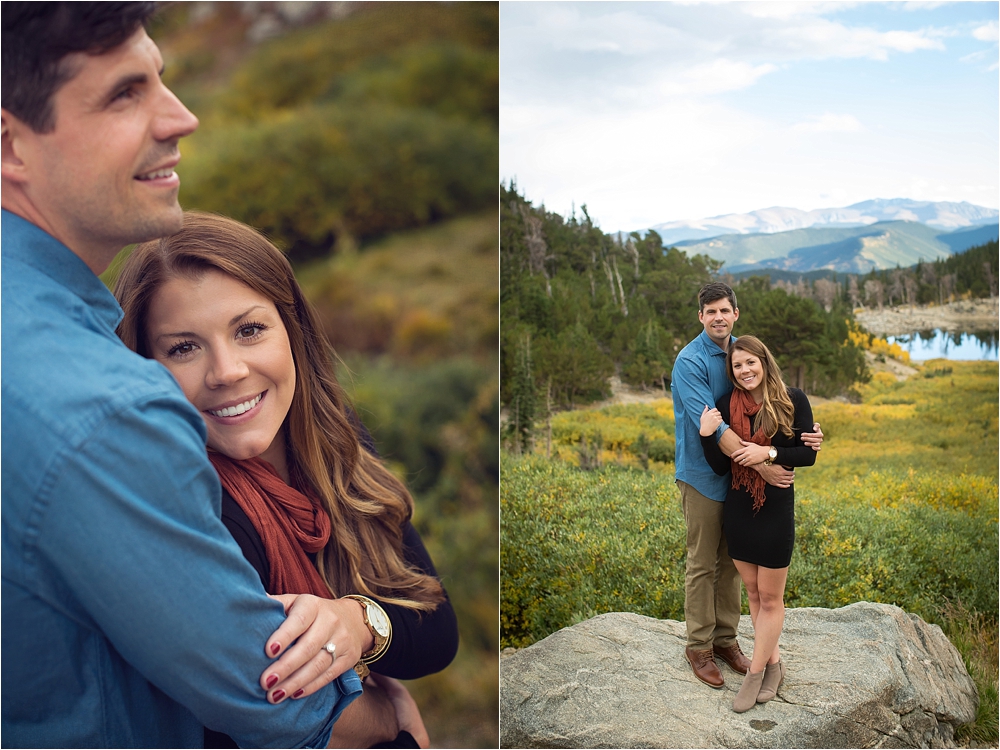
714, 421, 729, 442
305, 670, 364, 748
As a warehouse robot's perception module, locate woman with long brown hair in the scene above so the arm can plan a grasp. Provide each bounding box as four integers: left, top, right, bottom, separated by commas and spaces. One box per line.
698, 335, 815, 713
114, 211, 457, 747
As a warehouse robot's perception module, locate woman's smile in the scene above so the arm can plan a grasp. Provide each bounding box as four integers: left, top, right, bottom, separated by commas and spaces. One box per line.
205, 391, 266, 421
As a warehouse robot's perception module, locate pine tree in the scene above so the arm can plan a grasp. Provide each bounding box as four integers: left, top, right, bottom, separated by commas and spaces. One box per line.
509, 333, 536, 455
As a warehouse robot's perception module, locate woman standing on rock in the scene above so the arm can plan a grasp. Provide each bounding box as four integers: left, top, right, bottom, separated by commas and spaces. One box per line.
699, 335, 816, 712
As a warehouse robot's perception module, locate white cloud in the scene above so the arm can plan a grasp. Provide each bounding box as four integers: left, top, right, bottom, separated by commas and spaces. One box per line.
764, 19, 945, 61
530, 6, 686, 57
741, 2, 859, 21
901, 2, 949, 11
657, 59, 779, 97
791, 113, 865, 133
958, 48, 998, 67
973, 21, 999, 42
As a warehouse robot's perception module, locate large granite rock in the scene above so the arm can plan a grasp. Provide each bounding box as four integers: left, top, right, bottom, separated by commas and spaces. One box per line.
500, 602, 977, 748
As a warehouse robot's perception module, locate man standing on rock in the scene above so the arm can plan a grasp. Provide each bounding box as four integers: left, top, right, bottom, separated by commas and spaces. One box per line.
671, 282, 823, 688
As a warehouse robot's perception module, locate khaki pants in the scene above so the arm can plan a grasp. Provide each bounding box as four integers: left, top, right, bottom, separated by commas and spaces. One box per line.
678, 480, 742, 649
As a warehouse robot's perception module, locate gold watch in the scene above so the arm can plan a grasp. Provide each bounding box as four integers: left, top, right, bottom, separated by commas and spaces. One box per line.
343, 594, 392, 665
764, 446, 778, 465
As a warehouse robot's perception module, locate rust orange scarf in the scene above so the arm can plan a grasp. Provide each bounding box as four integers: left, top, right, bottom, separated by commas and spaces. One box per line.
729, 388, 771, 513
209, 453, 332, 598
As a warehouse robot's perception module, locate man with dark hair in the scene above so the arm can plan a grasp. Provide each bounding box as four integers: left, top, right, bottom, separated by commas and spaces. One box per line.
1, 4, 404, 747
671, 281, 822, 689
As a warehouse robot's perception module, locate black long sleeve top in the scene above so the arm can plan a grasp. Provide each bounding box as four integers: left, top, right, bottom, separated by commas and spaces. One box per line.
220, 493, 459, 678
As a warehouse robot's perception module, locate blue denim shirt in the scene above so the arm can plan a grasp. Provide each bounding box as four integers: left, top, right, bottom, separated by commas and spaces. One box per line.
671, 329, 734, 501
1, 211, 362, 748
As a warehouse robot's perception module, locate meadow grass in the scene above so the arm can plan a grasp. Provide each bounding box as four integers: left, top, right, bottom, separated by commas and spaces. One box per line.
504, 360, 998, 741
804, 360, 998, 483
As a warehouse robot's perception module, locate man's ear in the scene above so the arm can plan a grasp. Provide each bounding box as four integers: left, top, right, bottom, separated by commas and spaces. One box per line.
732, 307, 739, 322
1, 109, 30, 184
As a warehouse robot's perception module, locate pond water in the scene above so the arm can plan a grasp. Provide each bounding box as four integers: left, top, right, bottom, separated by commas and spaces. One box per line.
887, 329, 998, 361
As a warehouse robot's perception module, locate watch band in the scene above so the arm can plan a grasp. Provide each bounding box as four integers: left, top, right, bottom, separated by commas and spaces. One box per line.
343, 594, 392, 664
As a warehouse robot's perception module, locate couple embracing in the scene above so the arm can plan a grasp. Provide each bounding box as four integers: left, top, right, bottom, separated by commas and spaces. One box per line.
672, 282, 822, 712
2, 4, 456, 747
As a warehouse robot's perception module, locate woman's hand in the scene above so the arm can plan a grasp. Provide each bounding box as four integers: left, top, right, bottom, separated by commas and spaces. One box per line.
730, 440, 770, 467
260, 594, 375, 703
699, 405, 723, 437
368, 675, 430, 749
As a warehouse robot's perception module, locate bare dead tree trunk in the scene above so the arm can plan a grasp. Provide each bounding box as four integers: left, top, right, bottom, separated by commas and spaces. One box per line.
602, 256, 618, 305
904, 275, 918, 311
612, 255, 628, 317
518, 204, 552, 297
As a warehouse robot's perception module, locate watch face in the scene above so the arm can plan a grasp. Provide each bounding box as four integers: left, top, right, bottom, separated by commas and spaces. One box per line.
368, 604, 390, 637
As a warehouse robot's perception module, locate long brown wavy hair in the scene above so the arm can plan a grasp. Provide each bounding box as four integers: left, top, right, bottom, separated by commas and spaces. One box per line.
726, 335, 795, 439
114, 211, 443, 610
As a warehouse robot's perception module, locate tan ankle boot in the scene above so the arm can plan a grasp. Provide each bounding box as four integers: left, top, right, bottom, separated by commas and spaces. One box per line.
756, 659, 785, 703
733, 669, 764, 712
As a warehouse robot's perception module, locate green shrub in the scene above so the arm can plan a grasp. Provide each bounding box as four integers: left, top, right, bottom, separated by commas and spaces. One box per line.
789, 476, 998, 618
181, 103, 497, 260
502, 455, 685, 648
218, 4, 497, 117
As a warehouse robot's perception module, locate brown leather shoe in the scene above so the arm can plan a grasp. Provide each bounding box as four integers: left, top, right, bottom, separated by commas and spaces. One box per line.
713, 642, 751, 674
685, 647, 724, 688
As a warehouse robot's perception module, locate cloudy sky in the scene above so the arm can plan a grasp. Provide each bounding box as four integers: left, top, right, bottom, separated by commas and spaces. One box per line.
500, 1, 999, 232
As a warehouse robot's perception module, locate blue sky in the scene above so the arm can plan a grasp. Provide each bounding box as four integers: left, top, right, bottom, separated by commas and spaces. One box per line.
500, 1, 1000, 232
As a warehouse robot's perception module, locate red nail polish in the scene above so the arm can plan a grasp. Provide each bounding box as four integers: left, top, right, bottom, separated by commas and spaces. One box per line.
266, 674, 278, 689
272, 689, 285, 703
270, 643, 281, 656
292, 689, 304, 699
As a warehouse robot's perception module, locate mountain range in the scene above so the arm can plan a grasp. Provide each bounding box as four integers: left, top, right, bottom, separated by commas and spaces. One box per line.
647, 199, 998, 246
674, 221, 998, 274
642, 199, 999, 274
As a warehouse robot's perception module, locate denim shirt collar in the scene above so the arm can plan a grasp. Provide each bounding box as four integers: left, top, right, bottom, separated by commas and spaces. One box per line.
697, 328, 733, 358
1, 209, 124, 329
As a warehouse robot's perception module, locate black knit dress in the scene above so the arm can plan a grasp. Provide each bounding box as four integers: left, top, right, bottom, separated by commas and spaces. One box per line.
701, 387, 815, 569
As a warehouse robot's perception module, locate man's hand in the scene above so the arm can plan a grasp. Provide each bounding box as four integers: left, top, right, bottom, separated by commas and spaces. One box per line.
801, 422, 823, 451
326, 678, 399, 749
369, 675, 430, 749
754, 462, 794, 487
